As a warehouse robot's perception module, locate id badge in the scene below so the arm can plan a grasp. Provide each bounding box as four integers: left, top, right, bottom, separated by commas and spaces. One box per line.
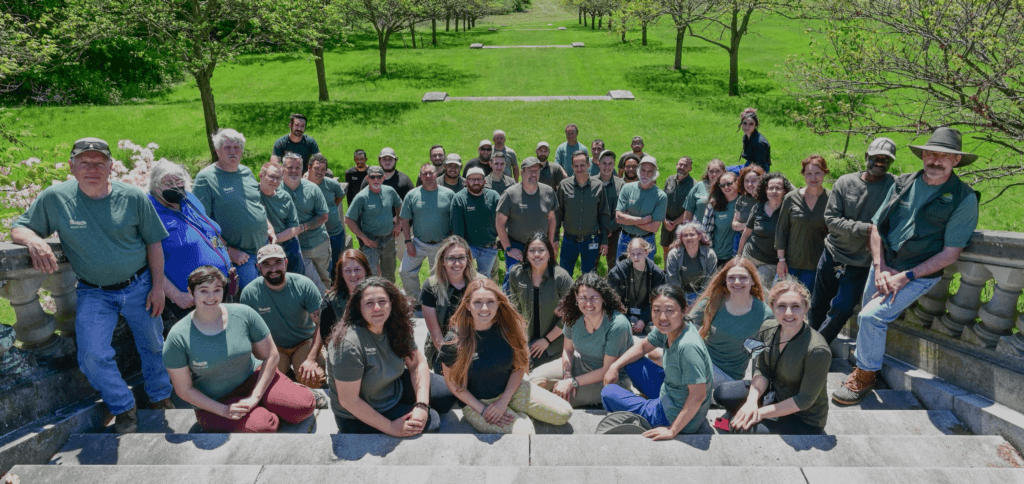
589, 242, 600, 250
630, 308, 641, 316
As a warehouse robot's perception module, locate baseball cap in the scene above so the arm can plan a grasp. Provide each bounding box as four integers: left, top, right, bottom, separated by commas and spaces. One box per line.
639, 155, 657, 167
632, 136, 644, 143
521, 156, 542, 169
466, 167, 486, 178
379, 147, 397, 159
867, 137, 897, 159
536, 141, 550, 149
367, 166, 385, 176
256, 244, 286, 264
445, 154, 463, 166
479, 139, 493, 148
70, 137, 112, 159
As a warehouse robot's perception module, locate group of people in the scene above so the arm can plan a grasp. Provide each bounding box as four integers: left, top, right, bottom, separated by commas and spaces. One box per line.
10, 107, 979, 438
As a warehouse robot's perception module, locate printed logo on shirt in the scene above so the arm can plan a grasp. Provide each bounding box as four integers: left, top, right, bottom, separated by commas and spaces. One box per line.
518, 203, 528, 210
367, 204, 377, 209
467, 206, 476, 212
192, 360, 209, 370
223, 187, 235, 194
364, 346, 378, 355
939, 192, 954, 204
417, 201, 426, 208
628, 198, 637, 203
69, 219, 88, 229
257, 307, 271, 314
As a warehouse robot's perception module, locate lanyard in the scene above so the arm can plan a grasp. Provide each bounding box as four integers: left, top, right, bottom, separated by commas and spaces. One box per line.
766, 324, 806, 385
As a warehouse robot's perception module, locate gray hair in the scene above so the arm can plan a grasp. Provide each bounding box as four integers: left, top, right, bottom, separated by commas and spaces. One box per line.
211, 128, 246, 150
675, 222, 712, 246
492, 129, 506, 137
148, 161, 192, 196
282, 152, 303, 166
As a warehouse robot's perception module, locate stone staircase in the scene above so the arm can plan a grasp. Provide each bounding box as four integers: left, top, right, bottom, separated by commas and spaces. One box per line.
9, 348, 1024, 483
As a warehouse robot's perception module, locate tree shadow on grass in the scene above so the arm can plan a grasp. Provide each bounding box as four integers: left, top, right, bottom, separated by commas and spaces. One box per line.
607, 39, 711, 55
334, 62, 480, 90
232, 52, 306, 66
218, 100, 421, 137
339, 29, 498, 52
629, 64, 778, 98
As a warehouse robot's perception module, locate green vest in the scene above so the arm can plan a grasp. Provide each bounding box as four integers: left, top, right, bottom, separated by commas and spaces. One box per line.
877, 171, 972, 278
422, 273, 486, 364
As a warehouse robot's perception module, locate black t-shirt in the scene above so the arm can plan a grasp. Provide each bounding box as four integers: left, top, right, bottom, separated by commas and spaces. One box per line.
344, 168, 369, 205
438, 326, 514, 400
360, 171, 415, 200
273, 134, 320, 172
463, 158, 493, 177
420, 283, 466, 334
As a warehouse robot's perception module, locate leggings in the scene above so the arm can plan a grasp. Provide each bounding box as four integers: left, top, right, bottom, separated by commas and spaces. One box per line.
712, 379, 824, 434
335, 369, 457, 434
195, 366, 315, 433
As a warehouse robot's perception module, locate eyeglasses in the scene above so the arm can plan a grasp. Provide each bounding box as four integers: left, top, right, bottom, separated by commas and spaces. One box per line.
719, 180, 736, 188
368, 174, 384, 179
264, 175, 282, 182
577, 296, 602, 305
870, 155, 894, 164
480, 147, 492, 151
445, 256, 467, 264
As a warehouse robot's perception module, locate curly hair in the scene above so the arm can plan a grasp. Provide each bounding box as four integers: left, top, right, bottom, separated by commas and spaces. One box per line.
737, 165, 766, 198
692, 258, 765, 339
755, 172, 794, 204
328, 277, 415, 359
557, 273, 627, 327
707, 171, 738, 211
766, 275, 812, 318
443, 279, 530, 391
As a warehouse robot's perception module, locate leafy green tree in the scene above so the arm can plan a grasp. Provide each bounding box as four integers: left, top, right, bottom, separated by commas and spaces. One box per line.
343, 0, 419, 75
687, 0, 769, 96
616, 0, 661, 45
660, 0, 712, 70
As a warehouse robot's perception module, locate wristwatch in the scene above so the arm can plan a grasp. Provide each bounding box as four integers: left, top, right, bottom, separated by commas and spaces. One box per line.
571, 378, 579, 388
906, 270, 916, 281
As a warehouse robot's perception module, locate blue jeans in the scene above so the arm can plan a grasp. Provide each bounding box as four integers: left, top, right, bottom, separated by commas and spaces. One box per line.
809, 250, 872, 344
787, 267, 816, 289
600, 357, 669, 427
559, 233, 601, 275
75, 269, 173, 415
471, 246, 499, 277
616, 232, 656, 262
855, 266, 939, 372
234, 251, 258, 290
502, 240, 525, 294
281, 238, 305, 275
328, 231, 346, 280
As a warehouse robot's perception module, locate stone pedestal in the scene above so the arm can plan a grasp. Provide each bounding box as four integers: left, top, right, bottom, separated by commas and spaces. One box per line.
905, 266, 954, 328
934, 260, 989, 337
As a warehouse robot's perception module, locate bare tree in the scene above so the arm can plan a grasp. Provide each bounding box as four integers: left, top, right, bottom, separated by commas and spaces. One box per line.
660, 0, 713, 70
687, 0, 762, 96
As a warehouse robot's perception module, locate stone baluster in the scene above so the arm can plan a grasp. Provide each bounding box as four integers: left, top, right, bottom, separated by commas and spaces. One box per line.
963, 265, 1024, 349
42, 268, 78, 336
0, 274, 58, 350
997, 313, 1024, 359
934, 260, 991, 338
0, 319, 25, 374
904, 265, 956, 328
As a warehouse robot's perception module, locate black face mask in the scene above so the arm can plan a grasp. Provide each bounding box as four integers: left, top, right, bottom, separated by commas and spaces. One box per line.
162, 188, 185, 204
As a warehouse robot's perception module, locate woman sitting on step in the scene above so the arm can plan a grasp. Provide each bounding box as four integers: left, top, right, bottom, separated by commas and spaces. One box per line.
530, 273, 635, 407
326, 277, 457, 435
711, 276, 831, 434
319, 249, 370, 342
440, 279, 573, 434
508, 234, 574, 368
163, 266, 316, 433
601, 284, 714, 439
422, 236, 484, 373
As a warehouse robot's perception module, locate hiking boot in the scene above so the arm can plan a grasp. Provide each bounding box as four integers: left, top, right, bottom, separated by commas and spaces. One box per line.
150, 398, 175, 410
831, 367, 877, 405
312, 388, 329, 409
113, 406, 138, 433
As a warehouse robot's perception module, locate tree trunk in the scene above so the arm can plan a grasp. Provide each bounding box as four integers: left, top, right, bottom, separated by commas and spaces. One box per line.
622, 29, 626, 43
455, 15, 459, 32
642, 23, 647, 46
579, 7, 582, 24
446, 14, 450, 31
378, 30, 389, 75
410, 22, 417, 48
608, 17, 613, 32
598, 17, 602, 29
673, 27, 684, 70
432, 18, 437, 45
728, 46, 739, 96
313, 44, 329, 101
195, 69, 219, 161
583, 11, 587, 26
591, 13, 595, 30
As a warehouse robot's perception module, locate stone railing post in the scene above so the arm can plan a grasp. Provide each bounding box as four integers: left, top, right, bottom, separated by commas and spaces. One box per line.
904, 265, 956, 328
933, 260, 990, 338
963, 265, 1024, 349
0, 240, 76, 362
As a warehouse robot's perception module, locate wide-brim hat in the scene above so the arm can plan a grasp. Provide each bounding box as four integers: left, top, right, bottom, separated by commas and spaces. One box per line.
908, 127, 977, 167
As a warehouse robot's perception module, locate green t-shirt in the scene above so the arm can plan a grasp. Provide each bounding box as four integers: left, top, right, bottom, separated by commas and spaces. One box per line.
693, 299, 772, 380
13, 180, 168, 286
261, 188, 299, 234
193, 165, 268, 254
615, 182, 668, 236
239, 275, 323, 348
346, 186, 403, 237
162, 304, 270, 400
647, 323, 713, 433
399, 186, 455, 243
327, 324, 415, 419
555, 141, 588, 177
711, 198, 738, 259
682, 181, 711, 222
316, 177, 347, 237
283, 180, 330, 250
735, 195, 756, 227
872, 178, 979, 252
496, 183, 559, 244
565, 312, 633, 380
743, 202, 780, 264
775, 189, 830, 271
485, 175, 515, 195
451, 188, 500, 248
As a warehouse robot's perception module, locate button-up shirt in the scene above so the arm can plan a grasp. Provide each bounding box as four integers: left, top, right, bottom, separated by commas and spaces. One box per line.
556, 175, 610, 239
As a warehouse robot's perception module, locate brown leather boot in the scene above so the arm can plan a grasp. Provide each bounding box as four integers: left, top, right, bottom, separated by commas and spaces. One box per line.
831, 367, 877, 405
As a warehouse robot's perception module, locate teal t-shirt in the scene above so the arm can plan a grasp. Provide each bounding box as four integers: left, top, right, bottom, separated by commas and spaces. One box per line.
193, 164, 268, 254
647, 323, 713, 433
555, 142, 588, 176
327, 324, 415, 419
283, 180, 330, 250
615, 182, 668, 236
399, 186, 455, 243
565, 312, 633, 380
13, 180, 168, 286
872, 178, 979, 252
682, 181, 711, 222
712, 198, 738, 259
692, 299, 772, 380
239, 275, 323, 348
261, 188, 299, 234
346, 186, 403, 237
162, 304, 270, 400
316, 177, 347, 237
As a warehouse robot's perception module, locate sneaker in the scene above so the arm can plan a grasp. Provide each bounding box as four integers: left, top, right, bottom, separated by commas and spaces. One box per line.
113, 406, 138, 433
150, 398, 175, 410
831, 368, 877, 405
312, 388, 329, 409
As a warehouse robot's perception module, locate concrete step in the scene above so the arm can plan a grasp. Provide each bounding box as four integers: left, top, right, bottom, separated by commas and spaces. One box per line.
801, 467, 1024, 484
530, 435, 1024, 468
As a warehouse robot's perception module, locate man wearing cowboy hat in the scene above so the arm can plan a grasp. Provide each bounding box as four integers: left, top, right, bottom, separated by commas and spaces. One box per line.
833, 127, 979, 405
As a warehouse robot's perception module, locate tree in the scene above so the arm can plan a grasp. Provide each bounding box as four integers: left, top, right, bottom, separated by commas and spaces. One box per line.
305, 0, 349, 102
344, 0, 419, 75
781, 0, 1024, 201
616, 0, 660, 45
0, 5, 57, 149
70, 0, 306, 161
687, 0, 763, 96
660, 0, 713, 70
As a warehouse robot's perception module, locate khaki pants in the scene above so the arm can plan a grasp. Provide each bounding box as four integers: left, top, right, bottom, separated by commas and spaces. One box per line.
399, 237, 442, 304
530, 355, 633, 408
461, 380, 572, 434
302, 240, 332, 289
277, 338, 326, 389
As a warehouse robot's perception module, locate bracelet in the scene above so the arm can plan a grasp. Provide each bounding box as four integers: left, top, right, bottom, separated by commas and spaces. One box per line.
406, 240, 413, 244
544, 335, 552, 343
414, 402, 430, 411
777, 257, 786, 262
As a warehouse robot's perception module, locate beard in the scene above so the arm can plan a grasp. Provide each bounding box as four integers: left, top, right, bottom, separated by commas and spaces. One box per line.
264, 271, 285, 286
537, 154, 549, 162
467, 184, 484, 195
